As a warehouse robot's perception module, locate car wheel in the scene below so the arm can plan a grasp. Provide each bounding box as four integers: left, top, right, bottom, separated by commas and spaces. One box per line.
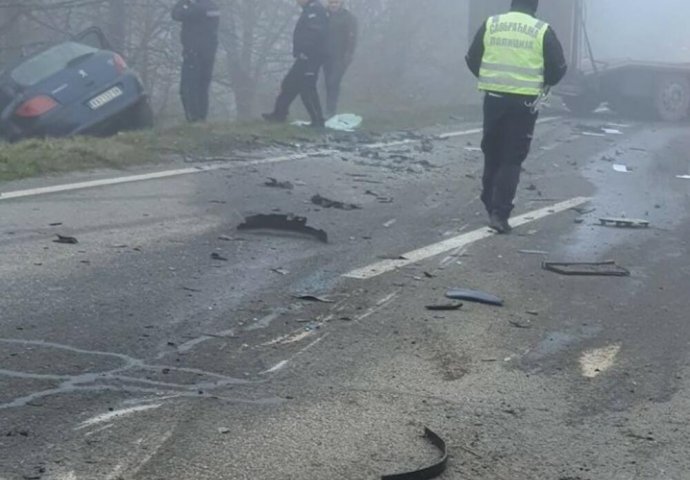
654, 75, 690, 122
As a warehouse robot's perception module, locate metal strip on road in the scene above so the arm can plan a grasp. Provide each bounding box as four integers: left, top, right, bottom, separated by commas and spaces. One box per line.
343, 196, 592, 280
0, 117, 559, 202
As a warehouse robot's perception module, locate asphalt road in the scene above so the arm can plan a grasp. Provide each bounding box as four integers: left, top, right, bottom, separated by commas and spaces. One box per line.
1, 112, 689, 480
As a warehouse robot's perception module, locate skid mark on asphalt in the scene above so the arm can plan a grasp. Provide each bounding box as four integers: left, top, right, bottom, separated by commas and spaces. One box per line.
344, 197, 592, 279
0, 338, 255, 410
104, 428, 175, 480
580, 344, 621, 378
0, 118, 560, 202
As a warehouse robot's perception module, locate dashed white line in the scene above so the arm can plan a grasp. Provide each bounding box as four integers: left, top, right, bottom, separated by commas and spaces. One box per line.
343, 196, 592, 280
0, 117, 561, 202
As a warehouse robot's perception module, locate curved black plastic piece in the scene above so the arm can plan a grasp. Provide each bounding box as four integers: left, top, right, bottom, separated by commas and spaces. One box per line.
446, 289, 503, 306
381, 427, 448, 480
237, 214, 328, 243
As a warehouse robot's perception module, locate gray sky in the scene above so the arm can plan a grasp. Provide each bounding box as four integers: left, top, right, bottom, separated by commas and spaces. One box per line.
587, 0, 690, 62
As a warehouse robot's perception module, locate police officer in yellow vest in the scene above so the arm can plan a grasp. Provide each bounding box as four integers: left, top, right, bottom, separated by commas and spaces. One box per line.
466, 0, 567, 233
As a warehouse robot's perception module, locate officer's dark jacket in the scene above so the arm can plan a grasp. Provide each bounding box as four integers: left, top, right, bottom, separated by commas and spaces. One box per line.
465, 5, 567, 88
172, 0, 220, 53
327, 8, 358, 65
294, 0, 329, 60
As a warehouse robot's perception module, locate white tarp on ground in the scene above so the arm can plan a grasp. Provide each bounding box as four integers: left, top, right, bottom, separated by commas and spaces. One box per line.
291, 114, 363, 132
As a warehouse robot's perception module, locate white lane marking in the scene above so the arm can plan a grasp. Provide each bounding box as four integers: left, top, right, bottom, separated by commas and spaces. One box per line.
580, 345, 621, 378
75, 403, 162, 430
0, 118, 561, 202
343, 197, 591, 280
260, 360, 289, 375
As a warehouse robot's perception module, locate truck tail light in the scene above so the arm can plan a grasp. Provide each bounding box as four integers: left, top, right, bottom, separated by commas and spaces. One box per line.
15, 95, 59, 117
113, 54, 128, 74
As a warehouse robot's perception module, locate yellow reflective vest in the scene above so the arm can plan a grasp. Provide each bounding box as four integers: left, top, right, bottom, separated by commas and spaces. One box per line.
478, 11, 548, 96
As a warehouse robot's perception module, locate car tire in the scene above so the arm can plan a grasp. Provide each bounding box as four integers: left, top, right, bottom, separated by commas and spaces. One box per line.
654, 74, 690, 122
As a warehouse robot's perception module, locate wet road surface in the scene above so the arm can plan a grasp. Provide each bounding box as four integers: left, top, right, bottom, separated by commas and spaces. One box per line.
1, 114, 689, 480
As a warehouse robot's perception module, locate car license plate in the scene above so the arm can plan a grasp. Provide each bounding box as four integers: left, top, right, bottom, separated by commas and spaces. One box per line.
88, 86, 123, 110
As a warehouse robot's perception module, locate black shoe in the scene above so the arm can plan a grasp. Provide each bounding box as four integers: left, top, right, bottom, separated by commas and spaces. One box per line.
489, 213, 512, 234
262, 112, 286, 123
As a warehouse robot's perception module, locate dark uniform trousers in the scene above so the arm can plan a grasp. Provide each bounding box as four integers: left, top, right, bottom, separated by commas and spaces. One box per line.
323, 60, 348, 118
181, 47, 216, 122
480, 92, 538, 219
273, 57, 325, 124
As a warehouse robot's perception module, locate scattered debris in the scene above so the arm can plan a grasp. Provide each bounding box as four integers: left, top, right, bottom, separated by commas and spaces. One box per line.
182, 286, 202, 293
271, 268, 289, 276
602, 128, 623, 135
292, 294, 335, 303
49, 222, 63, 227
237, 214, 328, 243
419, 138, 434, 153
217, 427, 231, 434
423, 271, 435, 278
383, 219, 397, 228
676, 174, 690, 180
518, 249, 549, 255
210, 252, 229, 261
571, 206, 596, 215
542, 261, 630, 277
509, 319, 532, 329
425, 303, 463, 311
612, 164, 632, 173
599, 217, 650, 228
446, 289, 503, 306
53, 234, 78, 244
464, 146, 482, 152
381, 427, 448, 480
264, 178, 294, 190
365, 190, 394, 203
311, 194, 361, 210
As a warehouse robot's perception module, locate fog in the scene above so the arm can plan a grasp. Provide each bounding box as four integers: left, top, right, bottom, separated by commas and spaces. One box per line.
587, 0, 690, 63
0, 0, 688, 122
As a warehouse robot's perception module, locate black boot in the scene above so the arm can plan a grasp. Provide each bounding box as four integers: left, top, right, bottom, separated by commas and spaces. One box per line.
489, 212, 512, 234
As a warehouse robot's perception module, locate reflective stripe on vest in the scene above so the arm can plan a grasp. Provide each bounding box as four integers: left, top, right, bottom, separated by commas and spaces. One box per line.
478, 11, 548, 96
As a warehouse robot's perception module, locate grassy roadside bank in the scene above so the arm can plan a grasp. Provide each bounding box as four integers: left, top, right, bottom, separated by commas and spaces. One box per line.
0, 104, 481, 183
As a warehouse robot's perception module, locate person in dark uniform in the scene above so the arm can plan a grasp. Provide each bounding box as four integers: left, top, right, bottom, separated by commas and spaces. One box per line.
324, 0, 357, 118
466, 0, 567, 233
263, 0, 329, 128
172, 0, 220, 122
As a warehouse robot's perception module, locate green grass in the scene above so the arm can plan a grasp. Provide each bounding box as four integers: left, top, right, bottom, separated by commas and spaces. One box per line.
0, 105, 479, 183
0, 121, 318, 182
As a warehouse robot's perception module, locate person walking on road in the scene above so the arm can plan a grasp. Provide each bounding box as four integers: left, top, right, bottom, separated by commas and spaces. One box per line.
172, 0, 220, 123
324, 0, 358, 118
263, 0, 329, 128
465, 0, 567, 233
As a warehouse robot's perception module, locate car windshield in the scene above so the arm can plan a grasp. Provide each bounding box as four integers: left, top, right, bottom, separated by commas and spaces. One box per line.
11, 42, 98, 87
